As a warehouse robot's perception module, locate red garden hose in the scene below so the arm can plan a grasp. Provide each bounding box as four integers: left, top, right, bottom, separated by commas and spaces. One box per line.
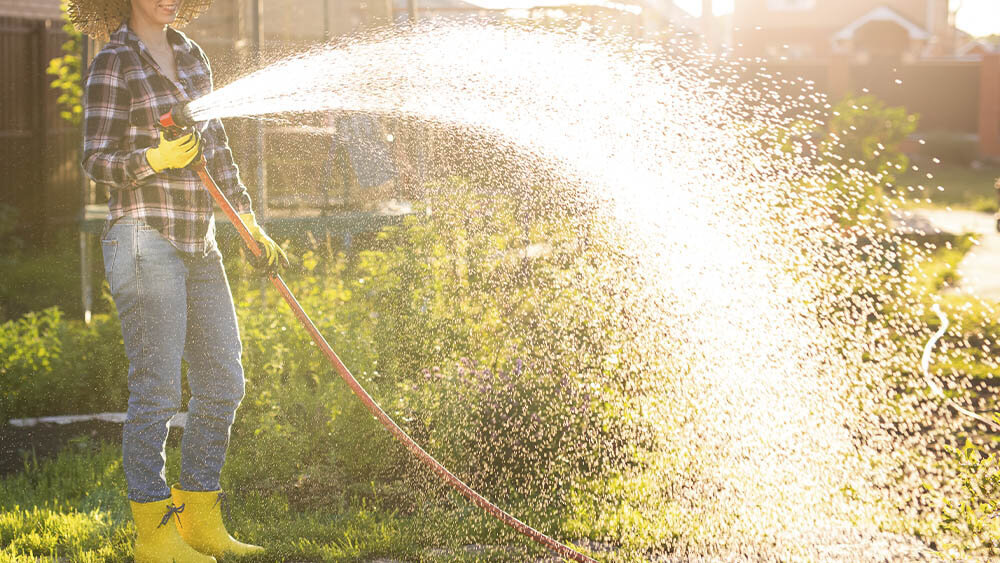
162, 108, 598, 563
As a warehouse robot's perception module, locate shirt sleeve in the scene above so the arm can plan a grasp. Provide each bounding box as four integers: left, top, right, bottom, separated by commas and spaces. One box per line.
81, 51, 156, 188
194, 45, 253, 215
204, 119, 252, 215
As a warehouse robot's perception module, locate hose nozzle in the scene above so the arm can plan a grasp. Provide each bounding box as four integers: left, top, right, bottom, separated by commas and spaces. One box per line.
158, 102, 195, 139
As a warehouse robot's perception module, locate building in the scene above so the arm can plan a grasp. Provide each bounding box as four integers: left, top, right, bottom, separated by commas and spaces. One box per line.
734, 0, 953, 62
729, 0, 999, 161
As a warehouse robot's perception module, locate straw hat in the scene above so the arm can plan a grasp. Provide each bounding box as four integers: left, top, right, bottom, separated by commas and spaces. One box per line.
68, 0, 214, 40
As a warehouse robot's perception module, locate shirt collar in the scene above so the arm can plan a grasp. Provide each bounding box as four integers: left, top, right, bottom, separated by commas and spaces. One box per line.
108, 21, 193, 56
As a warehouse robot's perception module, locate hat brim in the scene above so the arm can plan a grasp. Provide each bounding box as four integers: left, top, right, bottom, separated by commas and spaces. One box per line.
68, 0, 214, 40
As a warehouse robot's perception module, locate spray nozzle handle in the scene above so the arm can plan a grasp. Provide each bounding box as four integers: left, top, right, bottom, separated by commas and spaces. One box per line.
158, 102, 196, 141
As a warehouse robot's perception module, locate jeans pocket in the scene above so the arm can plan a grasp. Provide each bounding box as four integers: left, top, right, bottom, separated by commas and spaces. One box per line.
101, 239, 119, 294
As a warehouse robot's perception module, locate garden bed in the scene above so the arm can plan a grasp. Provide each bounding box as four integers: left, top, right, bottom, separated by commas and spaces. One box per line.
1, 414, 192, 477
0, 420, 124, 477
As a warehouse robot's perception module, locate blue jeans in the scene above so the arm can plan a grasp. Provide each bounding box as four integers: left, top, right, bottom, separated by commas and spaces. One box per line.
102, 217, 245, 503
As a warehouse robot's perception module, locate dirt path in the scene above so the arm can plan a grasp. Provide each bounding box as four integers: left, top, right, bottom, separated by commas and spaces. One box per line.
896, 208, 1000, 301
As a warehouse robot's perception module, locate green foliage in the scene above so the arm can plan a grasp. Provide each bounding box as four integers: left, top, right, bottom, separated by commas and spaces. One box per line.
818, 94, 919, 225
0, 308, 128, 424
911, 234, 975, 294
822, 94, 918, 187
0, 234, 87, 322
226, 181, 653, 524
930, 427, 1000, 555
46, 1, 83, 127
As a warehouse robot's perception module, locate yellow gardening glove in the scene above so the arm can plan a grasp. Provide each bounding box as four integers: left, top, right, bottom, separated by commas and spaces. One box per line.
239, 212, 289, 272
145, 130, 201, 172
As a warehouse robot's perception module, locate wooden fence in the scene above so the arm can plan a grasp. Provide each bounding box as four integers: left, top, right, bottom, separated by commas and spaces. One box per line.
766, 54, 1000, 156
0, 16, 81, 242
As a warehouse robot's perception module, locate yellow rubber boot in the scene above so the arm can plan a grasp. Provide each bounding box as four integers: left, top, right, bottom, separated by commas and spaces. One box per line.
130, 499, 217, 563
171, 485, 265, 558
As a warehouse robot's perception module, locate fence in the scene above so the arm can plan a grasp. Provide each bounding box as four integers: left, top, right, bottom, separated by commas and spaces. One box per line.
761, 54, 1000, 157
0, 16, 80, 242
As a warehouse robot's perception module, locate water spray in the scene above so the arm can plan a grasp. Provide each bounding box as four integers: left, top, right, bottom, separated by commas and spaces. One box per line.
921, 304, 1000, 432
139, 23, 1000, 558
158, 103, 598, 563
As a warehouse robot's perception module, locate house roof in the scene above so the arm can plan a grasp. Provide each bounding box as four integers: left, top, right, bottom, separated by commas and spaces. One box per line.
0, 0, 62, 20
957, 39, 1000, 56
832, 6, 930, 41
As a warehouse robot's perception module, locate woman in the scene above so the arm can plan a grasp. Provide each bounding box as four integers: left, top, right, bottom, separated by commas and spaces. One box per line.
74, 0, 286, 560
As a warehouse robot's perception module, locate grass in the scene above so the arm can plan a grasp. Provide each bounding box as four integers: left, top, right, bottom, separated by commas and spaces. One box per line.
0, 436, 416, 562
911, 233, 976, 293
0, 435, 617, 562
899, 162, 1000, 211
0, 439, 131, 561
0, 234, 86, 323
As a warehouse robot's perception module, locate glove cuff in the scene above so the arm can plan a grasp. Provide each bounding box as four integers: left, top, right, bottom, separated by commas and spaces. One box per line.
238, 212, 262, 236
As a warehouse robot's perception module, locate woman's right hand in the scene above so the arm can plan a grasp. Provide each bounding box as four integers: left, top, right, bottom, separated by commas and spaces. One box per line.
145, 130, 201, 172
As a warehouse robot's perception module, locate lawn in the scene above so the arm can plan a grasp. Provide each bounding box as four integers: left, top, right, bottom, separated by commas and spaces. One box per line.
899, 161, 1000, 211
0, 230, 87, 322
0, 438, 557, 562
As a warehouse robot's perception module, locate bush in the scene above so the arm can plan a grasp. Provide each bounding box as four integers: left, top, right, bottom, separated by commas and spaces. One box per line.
818, 94, 918, 225
226, 179, 655, 519
0, 308, 128, 424
1, 179, 659, 547
927, 426, 1000, 556
46, 1, 83, 127
823, 94, 918, 186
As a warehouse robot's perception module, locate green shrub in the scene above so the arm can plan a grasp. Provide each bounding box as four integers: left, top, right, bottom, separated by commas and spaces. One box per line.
926, 425, 1000, 556
225, 180, 654, 521
46, 1, 83, 127
0, 308, 128, 424
823, 94, 918, 186
818, 94, 918, 225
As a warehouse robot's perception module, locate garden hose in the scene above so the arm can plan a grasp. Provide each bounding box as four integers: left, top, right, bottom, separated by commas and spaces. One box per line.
921, 304, 1000, 432
159, 105, 598, 563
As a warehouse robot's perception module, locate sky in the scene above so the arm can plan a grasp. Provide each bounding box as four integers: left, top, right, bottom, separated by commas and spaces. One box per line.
673, 0, 1000, 38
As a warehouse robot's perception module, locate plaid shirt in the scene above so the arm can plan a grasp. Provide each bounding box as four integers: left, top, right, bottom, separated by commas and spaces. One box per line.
83, 23, 251, 254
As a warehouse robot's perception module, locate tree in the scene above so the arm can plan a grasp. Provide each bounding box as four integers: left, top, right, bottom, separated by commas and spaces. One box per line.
46, 0, 83, 127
